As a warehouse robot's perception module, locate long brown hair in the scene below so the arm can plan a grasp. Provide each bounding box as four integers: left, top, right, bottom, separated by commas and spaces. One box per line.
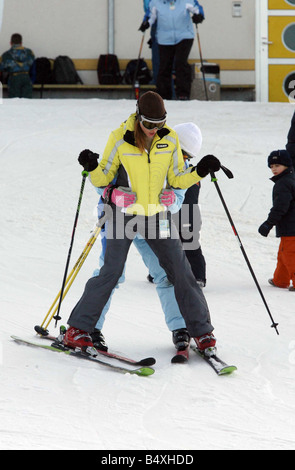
134, 119, 146, 153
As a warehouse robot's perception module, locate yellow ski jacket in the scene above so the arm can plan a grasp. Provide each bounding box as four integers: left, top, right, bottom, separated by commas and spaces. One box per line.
89, 113, 203, 216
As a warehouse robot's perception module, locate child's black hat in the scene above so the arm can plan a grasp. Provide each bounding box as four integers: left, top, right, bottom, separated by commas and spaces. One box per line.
268, 149, 292, 168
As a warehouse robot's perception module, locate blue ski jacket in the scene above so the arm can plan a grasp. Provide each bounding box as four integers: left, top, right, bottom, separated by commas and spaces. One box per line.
148, 0, 204, 45
0, 44, 34, 74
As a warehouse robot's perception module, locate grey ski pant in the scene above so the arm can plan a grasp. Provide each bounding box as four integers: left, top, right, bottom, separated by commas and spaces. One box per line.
67, 210, 214, 338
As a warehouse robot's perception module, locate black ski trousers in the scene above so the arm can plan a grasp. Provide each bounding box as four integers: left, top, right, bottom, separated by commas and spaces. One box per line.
157, 39, 194, 100
68, 210, 213, 338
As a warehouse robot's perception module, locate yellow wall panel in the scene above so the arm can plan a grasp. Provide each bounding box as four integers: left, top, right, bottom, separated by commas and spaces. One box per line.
269, 64, 295, 101
269, 0, 295, 9
268, 16, 295, 58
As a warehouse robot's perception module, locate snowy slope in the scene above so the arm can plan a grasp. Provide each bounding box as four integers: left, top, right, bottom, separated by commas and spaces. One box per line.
1, 98, 295, 450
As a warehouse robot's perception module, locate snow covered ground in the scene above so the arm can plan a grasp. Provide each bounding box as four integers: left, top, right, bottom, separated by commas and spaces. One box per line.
1, 97, 295, 451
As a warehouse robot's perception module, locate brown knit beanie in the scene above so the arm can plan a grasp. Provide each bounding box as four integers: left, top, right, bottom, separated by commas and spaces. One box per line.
137, 91, 166, 120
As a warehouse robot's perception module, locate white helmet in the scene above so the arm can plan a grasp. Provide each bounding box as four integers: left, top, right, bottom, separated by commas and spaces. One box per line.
174, 122, 202, 159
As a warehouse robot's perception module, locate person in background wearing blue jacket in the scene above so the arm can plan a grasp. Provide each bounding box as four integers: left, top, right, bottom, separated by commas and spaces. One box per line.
91, 122, 206, 354
0, 33, 34, 98
139, 0, 205, 100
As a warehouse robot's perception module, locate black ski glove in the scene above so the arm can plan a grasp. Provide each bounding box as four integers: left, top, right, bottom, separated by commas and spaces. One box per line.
258, 221, 272, 237
192, 13, 205, 25
195, 155, 221, 177
78, 149, 99, 172
139, 20, 150, 32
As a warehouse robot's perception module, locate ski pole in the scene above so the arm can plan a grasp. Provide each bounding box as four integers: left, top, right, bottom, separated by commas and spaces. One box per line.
210, 167, 279, 335
133, 32, 146, 99
53, 170, 89, 328
195, 25, 209, 101
35, 224, 102, 336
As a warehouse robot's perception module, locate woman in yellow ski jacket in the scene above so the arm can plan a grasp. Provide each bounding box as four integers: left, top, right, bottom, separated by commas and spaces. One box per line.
88, 111, 202, 216
65, 92, 221, 353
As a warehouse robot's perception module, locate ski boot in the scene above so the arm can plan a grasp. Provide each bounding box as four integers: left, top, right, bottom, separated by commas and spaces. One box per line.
172, 328, 190, 351
63, 327, 97, 356
91, 329, 108, 352
194, 332, 216, 356
147, 274, 154, 283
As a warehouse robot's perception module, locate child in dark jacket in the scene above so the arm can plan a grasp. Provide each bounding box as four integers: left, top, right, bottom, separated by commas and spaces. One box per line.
258, 150, 295, 291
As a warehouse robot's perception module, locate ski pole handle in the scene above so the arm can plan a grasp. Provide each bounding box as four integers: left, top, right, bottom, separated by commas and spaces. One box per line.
220, 165, 234, 179
210, 166, 234, 180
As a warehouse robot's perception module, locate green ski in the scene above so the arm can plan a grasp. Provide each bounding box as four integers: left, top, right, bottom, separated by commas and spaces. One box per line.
191, 345, 237, 376
11, 336, 155, 377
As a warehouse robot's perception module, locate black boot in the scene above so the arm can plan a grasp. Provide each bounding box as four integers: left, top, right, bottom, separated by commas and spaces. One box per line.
172, 328, 190, 351
91, 329, 108, 352
147, 274, 154, 283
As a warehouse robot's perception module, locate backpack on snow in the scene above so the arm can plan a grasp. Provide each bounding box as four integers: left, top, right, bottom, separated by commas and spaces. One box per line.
123, 59, 151, 85
53, 56, 83, 84
97, 54, 121, 85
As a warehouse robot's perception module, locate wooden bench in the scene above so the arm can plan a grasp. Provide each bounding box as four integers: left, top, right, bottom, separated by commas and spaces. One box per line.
1, 58, 255, 98
0, 58, 156, 98
36, 58, 156, 98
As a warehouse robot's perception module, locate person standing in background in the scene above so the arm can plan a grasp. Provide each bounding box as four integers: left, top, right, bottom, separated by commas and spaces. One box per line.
0, 33, 35, 98
139, 0, 205, 100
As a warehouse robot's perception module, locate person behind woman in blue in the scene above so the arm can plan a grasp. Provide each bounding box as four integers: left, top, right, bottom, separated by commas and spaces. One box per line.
139, 0, 205, 100
173, 122, 206, 286
91, 122, 206, 354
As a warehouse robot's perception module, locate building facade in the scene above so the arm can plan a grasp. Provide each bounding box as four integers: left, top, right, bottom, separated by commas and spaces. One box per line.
1, 0, 295, 101
0, 0, 255, 88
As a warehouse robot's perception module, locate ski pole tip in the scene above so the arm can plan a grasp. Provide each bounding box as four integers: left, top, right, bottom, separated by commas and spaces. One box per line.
271, 322, 279, 335
34, 325, 49, 336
